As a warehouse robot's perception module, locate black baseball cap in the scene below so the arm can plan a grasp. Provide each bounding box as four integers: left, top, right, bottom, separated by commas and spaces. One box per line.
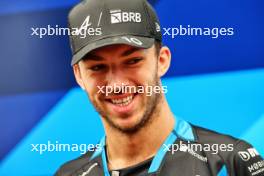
68, 0, 162, 66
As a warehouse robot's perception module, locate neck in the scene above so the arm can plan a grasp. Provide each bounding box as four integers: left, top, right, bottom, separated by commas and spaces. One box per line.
103, 95, 175, 170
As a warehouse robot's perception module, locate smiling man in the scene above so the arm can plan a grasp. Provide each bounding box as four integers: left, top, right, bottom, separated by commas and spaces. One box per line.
55, 0, 263, 176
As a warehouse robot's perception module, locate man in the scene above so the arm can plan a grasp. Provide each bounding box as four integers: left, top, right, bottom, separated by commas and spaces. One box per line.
56, 0, 263, 175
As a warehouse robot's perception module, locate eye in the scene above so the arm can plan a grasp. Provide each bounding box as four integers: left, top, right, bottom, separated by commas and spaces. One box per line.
125, 58, 143, 65
89, 64, 106, 71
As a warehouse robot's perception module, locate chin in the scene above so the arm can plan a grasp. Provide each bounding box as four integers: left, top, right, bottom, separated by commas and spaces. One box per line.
115, 115, 140, 128
112, 113, 147, 133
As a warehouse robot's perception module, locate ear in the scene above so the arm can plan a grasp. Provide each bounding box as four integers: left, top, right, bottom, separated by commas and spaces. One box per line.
73, 64, 86, 90
157, 46, 171, 77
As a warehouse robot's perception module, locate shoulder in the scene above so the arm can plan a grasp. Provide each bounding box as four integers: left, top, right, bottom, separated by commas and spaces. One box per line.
192, 125, 240, 146
191, 124, 258, 156
191, 124, 264, 175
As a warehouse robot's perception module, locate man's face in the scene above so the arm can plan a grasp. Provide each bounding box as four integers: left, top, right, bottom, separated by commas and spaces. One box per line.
74, 44, 162, 133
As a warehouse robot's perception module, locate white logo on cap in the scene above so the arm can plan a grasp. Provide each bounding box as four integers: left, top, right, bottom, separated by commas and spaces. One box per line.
72, 14, 102, 38
79, 15, 92, 31
121, 36, 143, 46
110, 10, 141, 24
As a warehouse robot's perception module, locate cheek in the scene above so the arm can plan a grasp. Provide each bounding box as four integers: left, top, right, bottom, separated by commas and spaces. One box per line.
79, 68, 108, 100
135, 68, 156, 85
127, 64, 156, 83
82, 77, 104, 98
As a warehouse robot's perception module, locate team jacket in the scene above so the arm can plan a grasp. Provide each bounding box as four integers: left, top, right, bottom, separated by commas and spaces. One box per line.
55, 119, 264, 176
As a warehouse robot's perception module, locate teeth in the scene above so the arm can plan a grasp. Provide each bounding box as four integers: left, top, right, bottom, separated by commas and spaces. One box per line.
111, 95, 133, 106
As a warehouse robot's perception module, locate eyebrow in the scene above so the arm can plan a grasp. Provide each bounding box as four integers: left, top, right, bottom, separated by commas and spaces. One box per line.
82, 47, 142, 62
121, 47, 142, 57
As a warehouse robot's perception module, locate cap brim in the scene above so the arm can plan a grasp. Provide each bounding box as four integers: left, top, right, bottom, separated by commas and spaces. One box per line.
71, 35, 155, 66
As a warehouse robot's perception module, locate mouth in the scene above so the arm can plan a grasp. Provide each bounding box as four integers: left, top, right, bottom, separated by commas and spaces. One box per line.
105, 93, 138, 114
109, 94, 134, 106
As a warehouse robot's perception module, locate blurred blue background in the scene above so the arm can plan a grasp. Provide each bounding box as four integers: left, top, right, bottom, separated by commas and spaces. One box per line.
0, 0, 263, 175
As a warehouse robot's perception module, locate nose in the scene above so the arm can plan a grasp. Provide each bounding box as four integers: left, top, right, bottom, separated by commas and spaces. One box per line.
105, 68, 129, 93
